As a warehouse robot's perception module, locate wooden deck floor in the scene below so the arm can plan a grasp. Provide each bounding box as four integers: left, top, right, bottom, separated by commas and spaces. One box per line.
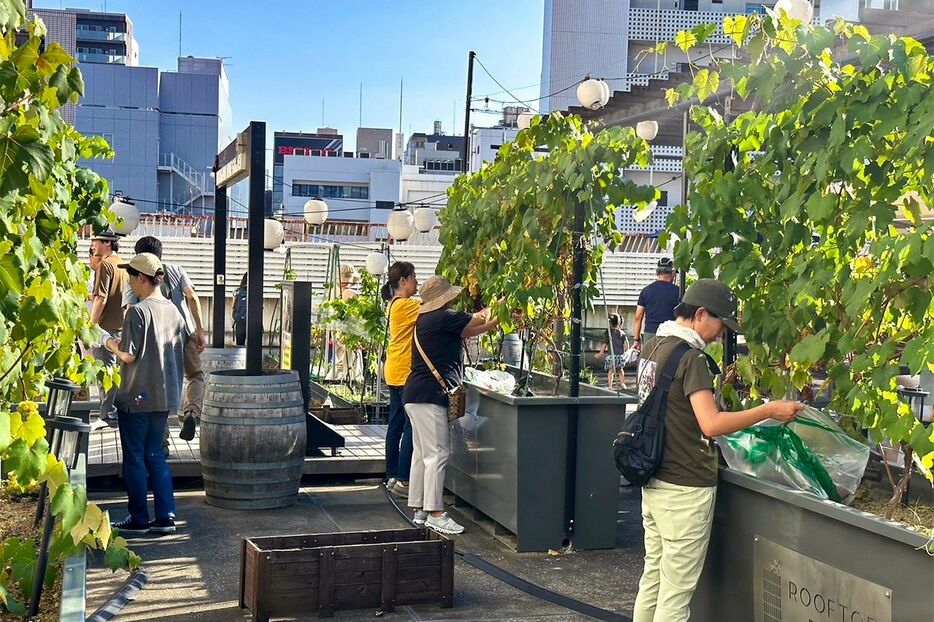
87, 421, 387, 479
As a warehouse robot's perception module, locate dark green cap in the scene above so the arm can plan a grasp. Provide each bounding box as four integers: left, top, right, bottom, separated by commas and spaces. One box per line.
682, 279, 742, 334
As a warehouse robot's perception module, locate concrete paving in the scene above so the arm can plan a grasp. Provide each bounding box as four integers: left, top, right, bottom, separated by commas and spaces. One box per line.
86, 481, 645, 621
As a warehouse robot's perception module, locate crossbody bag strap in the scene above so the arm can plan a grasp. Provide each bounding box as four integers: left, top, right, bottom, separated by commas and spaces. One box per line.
655, 341, 693, 393
414, 328, 449, 391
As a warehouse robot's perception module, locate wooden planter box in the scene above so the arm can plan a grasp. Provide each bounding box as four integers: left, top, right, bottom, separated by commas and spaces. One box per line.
312, 405, 365, 425
240, 528, 454, 620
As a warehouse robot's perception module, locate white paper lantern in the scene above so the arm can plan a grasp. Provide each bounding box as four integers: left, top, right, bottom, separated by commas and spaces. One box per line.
517, 111, 535, 130
365, 251, 389, 275
774, 0, 814, 23
636, 120, 659, 142
576, 78, 610, 110
387, 209, 415, 241
109, 198, 139, 234
413, 207, 437, 233
303, 198, 328, 225
263, 218, 284, 250
632, 201, 658, 223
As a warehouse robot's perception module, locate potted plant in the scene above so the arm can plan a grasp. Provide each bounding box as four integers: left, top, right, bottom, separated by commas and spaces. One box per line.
313, 270, 389, 422
437, 112, 659, 551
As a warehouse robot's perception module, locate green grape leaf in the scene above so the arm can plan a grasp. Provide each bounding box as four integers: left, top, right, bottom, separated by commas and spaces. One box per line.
790, 333, 828, 367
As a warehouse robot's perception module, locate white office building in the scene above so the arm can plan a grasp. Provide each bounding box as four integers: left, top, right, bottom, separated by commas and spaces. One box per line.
31, 6, 232, 215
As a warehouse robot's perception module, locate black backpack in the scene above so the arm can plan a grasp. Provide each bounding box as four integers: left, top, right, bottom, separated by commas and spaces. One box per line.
614, 340, 692, 486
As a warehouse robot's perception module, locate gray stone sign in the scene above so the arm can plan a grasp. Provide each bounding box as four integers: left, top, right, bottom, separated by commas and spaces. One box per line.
753, 536, 892, 622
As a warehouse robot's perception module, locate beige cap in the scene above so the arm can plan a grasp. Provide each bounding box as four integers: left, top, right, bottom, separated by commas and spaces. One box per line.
119, 253, 164, 277
418, 276, 463, 314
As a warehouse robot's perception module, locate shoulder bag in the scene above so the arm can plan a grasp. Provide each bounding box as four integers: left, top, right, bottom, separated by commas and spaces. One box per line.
413, 327, 466, 422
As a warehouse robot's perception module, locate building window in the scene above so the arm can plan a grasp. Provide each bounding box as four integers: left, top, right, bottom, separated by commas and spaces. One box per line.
291, 183, 368, 200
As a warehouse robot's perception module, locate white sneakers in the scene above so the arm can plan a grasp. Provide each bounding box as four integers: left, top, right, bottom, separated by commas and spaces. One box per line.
426, 512, 465, 535
413, 510, 429, 525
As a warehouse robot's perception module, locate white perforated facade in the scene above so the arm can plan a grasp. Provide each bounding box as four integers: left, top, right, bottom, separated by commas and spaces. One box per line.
540, 0, 632, 113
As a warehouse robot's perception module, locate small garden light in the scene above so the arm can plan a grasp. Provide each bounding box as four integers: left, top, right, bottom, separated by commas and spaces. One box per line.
897, 386, 928, 422
29, 415, 91, 617
35, 379, 80, 527
44, 377, 79, 422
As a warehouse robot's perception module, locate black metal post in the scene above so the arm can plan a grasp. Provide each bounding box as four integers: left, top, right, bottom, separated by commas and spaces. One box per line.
724, 329, 737, 369
212, 185, 228, 348
461, 51, 475, 173
245, 121, 266, 375
564, 200, 586, 541
284, 282, 313, 411
679, 109, 689, 296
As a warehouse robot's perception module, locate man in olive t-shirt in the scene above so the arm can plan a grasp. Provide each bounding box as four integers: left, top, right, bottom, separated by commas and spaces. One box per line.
89, 231, 127, 425
632, 280, 803, 622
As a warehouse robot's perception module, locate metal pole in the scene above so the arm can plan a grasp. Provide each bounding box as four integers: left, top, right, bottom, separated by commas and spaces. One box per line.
245, 121, 267, 375
679, 109, 689, 296
461, 51, 475, 173
212, 186, 228, 348
564, 200, 586, 541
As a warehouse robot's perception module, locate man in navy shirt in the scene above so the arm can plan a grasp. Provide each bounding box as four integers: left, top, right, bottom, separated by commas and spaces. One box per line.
633, 257, 680, 350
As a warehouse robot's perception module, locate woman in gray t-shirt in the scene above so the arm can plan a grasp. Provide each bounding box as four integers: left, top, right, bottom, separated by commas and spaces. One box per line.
103, 253, 186, 536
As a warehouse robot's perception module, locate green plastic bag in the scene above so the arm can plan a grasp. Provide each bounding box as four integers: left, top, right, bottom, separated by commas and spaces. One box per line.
717, 406, 870, 504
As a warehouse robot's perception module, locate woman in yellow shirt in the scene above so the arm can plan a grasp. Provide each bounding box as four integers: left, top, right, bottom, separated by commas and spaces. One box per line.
381, 262, 420, 497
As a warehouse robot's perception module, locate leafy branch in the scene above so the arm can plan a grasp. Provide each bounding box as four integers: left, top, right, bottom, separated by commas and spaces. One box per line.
662, 14, 934, 483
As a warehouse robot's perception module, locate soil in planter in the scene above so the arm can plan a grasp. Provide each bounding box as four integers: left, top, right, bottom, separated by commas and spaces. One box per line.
0, 489, 62, 621
851, 479, 934, 541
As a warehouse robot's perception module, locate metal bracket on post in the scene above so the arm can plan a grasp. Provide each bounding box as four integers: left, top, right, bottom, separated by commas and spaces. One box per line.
212, 186, 228, 348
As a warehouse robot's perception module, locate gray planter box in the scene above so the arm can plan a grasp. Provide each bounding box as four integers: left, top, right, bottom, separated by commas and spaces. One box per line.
691, 469, 934, 621
446, 374, 636, 552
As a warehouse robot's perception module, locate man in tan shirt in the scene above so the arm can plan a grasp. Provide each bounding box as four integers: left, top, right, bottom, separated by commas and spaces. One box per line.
90, 231, 127, 426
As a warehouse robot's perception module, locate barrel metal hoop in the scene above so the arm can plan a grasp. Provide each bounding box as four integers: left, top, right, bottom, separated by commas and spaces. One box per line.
202, 399, 304, 411
205, 370, 300, 385
199, 414, 306, 426
200, 458, 304, 471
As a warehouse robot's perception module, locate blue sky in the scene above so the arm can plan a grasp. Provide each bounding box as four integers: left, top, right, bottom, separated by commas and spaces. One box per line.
36, 0, 546, 152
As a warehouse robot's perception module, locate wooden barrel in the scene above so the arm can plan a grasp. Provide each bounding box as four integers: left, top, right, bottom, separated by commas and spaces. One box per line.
200, 370, 307, 509
200, 347, 247, 375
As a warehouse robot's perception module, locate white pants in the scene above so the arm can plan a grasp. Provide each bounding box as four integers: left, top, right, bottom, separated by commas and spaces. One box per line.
633, 478, 717, 622
405, 403, 450, 512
